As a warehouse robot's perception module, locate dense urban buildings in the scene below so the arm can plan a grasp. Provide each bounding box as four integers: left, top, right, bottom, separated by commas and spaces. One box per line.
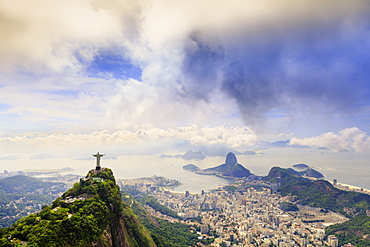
120, 177, 350, 247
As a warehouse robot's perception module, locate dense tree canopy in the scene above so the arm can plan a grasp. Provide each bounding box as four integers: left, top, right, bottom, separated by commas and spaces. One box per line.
0, 168, 156, 247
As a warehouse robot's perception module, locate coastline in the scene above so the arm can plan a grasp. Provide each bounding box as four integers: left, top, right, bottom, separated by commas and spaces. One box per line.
329, 181, 370, 194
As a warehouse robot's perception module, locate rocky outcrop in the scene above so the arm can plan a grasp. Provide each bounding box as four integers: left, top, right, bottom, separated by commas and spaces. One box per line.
197, 152, 252, 178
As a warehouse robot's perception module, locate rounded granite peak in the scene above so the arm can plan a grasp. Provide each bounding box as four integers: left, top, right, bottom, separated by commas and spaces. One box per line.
225, 152, 238, 165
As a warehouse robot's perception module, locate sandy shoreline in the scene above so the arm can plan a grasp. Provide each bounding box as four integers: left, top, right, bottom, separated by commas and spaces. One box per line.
329, 181, 370, 194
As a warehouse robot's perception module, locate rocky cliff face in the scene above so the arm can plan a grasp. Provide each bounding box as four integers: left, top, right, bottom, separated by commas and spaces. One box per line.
0, 168, 157, 247
199, 152, 252, 178
225, 152, 238, 165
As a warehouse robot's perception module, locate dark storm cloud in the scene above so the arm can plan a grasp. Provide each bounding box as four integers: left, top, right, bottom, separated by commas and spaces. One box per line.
180, 34, 224, 102
178, 3, 370, 129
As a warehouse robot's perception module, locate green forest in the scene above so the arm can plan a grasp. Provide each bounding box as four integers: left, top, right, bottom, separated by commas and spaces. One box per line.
266, 167, 370, 217
266, 166, 370, 245
326, 215, 370, 246
138, 195, 180, 219
121, 191, 206, 247
0, 168, 156, 247
0, 169, 202, 247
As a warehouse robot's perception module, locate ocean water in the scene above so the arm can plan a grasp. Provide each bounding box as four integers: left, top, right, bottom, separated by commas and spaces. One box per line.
241, 147, 370, 190
92, 155, 234, 193
95, 149, 370, 192
0, 148, 369, 193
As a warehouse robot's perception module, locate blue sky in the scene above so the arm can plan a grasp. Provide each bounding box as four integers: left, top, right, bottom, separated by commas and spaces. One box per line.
0, 0, 370, 172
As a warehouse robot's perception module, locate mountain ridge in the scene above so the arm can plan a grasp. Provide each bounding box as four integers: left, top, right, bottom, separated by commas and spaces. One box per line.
265, 167, 370, 217
0, 168, 157, 247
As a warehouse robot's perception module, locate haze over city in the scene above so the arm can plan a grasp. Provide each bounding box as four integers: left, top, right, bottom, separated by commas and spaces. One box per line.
0, 0, 369, 189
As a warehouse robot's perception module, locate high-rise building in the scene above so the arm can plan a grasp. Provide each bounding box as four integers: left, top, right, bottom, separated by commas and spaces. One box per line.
200, 225, 209, 234
301, 238, 308, 246
246, 233, 253, 244
274, 216, 280, 227
327, 235, 338, 247
316, 230, 325, 240
185, 191, 190, 197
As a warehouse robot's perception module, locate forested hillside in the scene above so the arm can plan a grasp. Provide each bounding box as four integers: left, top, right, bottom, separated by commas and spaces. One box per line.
0, 168, 157, 247
266, 167, 370, 217
266, 166, 370, 246
0, 175, 66, 227
121, 192, 203, 247
326, 215, 370, 246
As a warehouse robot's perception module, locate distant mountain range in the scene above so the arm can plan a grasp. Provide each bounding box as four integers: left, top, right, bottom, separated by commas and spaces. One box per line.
160, 149, 259, 161
160, 150, 205, 160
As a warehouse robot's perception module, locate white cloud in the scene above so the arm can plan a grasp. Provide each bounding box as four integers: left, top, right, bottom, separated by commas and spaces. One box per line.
0, 76, 117, 131
277, 133, 295, 138
2, 0, 366, 75
0, 0, 127, 73
0, 123, 258, 157
290, 127, 370, 152
0, 0, 369, 133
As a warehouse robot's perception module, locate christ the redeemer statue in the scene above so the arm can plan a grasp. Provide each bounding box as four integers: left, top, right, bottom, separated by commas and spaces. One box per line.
93, 152, 104, 170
